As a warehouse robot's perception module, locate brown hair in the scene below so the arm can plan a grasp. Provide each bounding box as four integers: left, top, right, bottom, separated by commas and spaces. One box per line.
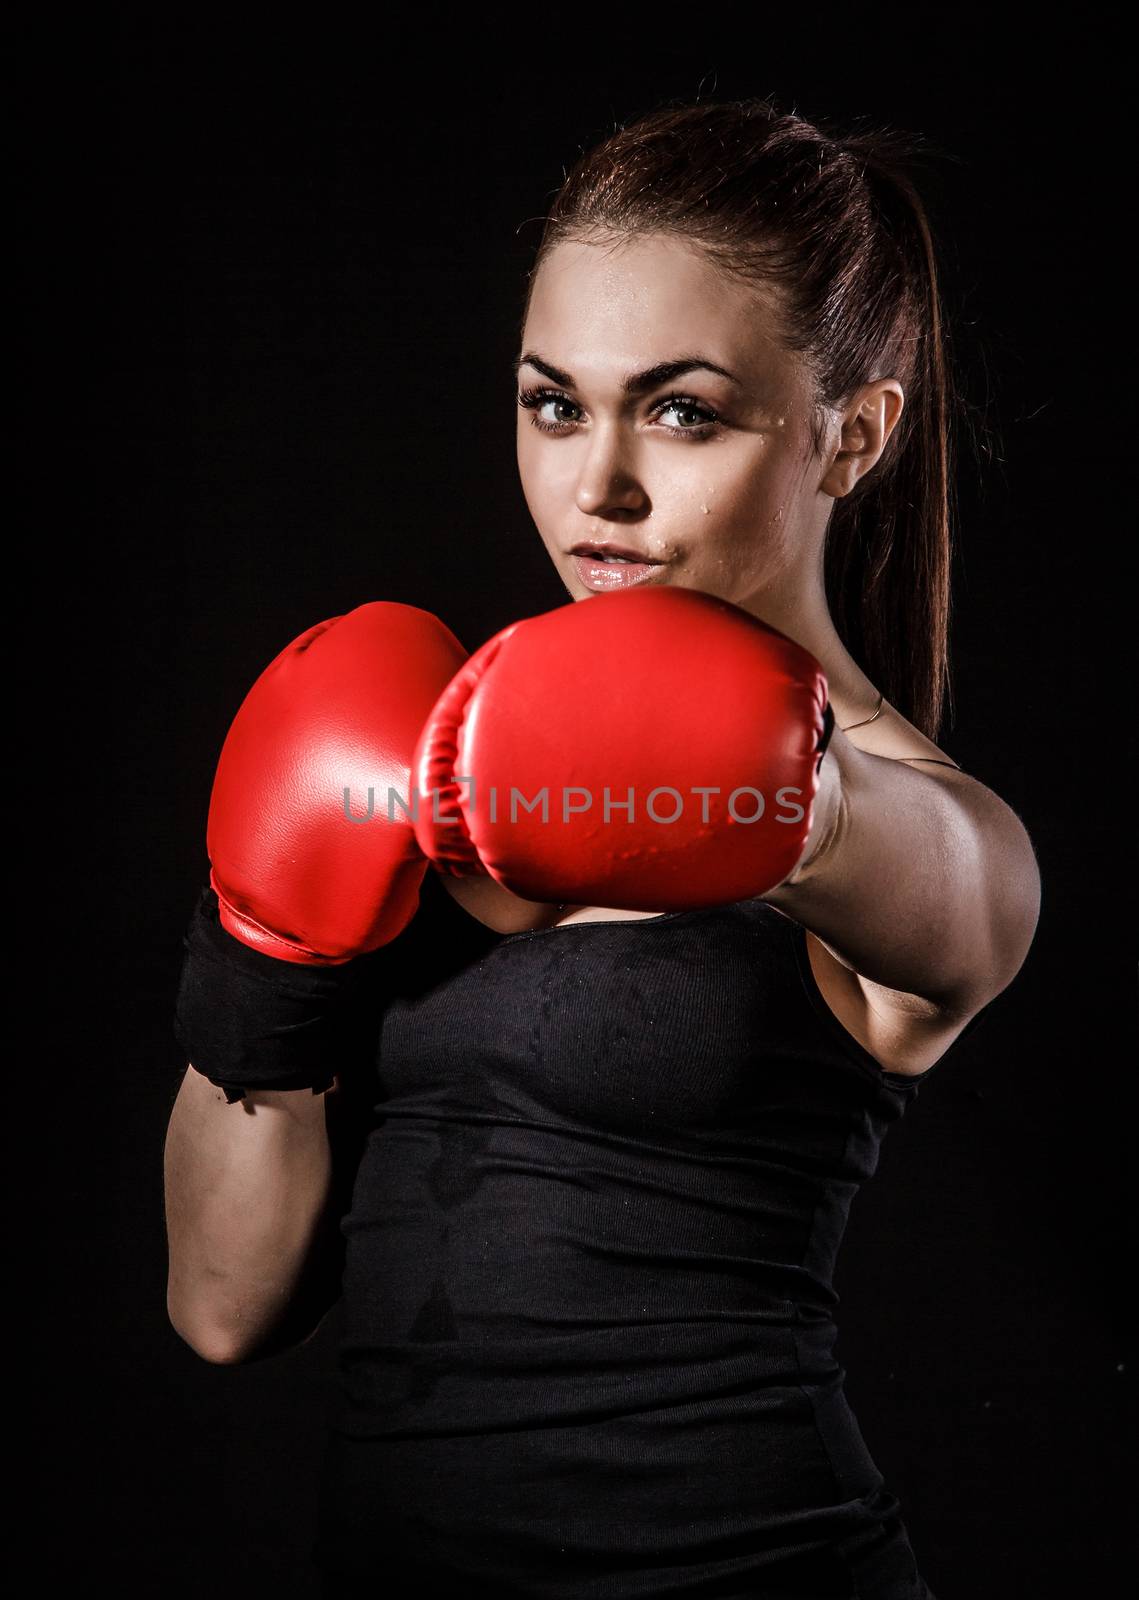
520, 96, 978, 740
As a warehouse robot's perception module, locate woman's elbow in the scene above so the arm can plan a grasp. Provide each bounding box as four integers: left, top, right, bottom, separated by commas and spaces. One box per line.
166, 1281, 337, 1365
166, 1287, 257, 1365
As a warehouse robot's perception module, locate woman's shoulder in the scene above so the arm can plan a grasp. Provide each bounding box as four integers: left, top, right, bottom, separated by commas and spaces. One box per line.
846, 703, 1031, 855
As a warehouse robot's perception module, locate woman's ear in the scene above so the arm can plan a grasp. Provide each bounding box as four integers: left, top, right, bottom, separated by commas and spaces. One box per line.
821, 380, 905, 498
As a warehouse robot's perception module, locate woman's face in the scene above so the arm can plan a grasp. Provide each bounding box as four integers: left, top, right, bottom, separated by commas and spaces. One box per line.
516, 232, 837, 614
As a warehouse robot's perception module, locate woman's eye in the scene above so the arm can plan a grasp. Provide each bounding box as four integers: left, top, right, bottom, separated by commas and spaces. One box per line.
517, 387, 721, 439
538, 395, 577, 428
657, 399, 712, 432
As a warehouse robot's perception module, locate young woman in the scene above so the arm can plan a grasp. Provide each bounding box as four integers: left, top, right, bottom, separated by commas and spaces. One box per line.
165, 98, 1040, 1597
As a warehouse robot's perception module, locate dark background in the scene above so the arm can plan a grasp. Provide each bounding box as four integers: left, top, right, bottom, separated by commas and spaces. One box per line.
48, 13, 1132, 1596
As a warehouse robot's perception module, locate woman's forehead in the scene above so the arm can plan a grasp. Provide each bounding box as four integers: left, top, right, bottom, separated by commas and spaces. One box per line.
524, 249, 799, 409
523, 240, 795, 393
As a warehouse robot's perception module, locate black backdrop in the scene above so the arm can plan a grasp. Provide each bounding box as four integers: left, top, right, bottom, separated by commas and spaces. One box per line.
48, 14, 1132, 1596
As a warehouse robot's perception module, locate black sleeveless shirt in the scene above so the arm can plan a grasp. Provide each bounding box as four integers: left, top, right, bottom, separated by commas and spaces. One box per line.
312, 868, 963, 1597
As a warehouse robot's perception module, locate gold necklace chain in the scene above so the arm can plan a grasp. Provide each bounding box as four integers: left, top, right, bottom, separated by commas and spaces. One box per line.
839, 691, 885, 733
838, 690, 962, 771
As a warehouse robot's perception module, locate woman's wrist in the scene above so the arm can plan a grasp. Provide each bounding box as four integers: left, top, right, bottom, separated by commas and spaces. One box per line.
777, 741, 846, 889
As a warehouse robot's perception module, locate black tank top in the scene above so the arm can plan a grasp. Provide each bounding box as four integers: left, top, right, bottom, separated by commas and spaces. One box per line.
314, 868, 961, 1597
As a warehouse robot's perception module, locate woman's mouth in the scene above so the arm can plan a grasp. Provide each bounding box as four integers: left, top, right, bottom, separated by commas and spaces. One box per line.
569, 546, 668, 592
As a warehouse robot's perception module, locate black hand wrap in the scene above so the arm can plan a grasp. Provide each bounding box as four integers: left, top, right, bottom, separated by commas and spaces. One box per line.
173, 885, 389, 1103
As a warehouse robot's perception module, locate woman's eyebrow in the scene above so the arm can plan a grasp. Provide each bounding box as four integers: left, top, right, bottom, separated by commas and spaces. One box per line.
514, 351, 741, 392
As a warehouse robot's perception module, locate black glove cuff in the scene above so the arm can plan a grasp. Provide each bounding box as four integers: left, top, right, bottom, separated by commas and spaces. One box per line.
816, 702, 836, 773
172, 886, 387, 1103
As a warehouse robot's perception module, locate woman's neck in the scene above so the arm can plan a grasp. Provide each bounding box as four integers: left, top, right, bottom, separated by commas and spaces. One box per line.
737, 578, 880, 733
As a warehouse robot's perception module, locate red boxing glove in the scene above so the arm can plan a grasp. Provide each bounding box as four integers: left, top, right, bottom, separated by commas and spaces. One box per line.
207, 602, 468, 964
412, 585, 832, 911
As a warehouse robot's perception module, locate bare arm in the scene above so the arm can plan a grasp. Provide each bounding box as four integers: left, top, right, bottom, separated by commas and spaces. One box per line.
765, 729, 1042, 1018
163, 1064, 361, 1365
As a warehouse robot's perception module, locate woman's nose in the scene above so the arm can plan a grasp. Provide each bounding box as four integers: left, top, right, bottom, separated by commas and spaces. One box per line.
574, 427, 647, 519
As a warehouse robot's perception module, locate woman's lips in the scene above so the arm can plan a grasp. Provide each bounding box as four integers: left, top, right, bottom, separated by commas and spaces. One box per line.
571, 553, 666, 591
